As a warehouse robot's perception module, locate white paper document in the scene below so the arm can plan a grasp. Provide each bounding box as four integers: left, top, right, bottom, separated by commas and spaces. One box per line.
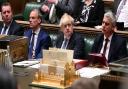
76, 67, 110, 78
13, 61, 40, 67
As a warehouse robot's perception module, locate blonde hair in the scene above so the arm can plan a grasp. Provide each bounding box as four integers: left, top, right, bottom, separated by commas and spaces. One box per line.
59, 13, 74, 27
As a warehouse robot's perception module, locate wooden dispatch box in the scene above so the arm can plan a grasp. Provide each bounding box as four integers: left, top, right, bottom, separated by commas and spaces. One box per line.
0, 35, 28, 62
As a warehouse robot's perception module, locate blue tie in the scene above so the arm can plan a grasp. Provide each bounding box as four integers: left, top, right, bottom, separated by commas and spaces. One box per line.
31, 33, 35, 50
61, 38, 68, 49
2, 25, 8, 34
29, 33, 35, 59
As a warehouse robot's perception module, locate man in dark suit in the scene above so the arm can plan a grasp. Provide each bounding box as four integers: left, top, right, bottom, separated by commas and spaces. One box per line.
56, 13, 85, 59
0, 2, 23, 36
91, 11, 127, 63
40, 0, 81, 23
24, 9, 51, 59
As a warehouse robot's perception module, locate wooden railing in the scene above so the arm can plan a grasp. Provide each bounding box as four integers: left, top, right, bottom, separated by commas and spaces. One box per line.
103, 0, 114, 5
16, 20, 128, 37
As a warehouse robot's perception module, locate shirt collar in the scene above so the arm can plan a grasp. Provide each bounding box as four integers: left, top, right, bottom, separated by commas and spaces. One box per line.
104, 34, 113, 41
3, 20, 13, 27
32, 28, 40, 35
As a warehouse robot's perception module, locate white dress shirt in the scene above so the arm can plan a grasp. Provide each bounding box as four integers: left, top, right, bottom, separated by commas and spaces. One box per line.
0, 24, 11, 35
30, 28, 40, 52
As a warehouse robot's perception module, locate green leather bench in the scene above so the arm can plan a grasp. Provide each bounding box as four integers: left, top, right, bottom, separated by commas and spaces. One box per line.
16, 20, 128, 59
44, 25, 128, 59
14, 2, 41, 21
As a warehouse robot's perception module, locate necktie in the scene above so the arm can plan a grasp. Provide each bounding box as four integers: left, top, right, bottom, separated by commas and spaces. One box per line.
103, 38, 109, 55
116, 0, 126, 19
2, 25, 8, 34
31, 33, 35, 50
29, 32, 35, 59
49, 4, 57, 23
61, 38, 68, 49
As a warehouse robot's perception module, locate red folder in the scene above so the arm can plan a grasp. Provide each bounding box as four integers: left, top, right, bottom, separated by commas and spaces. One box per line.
73, 59, 89, 70
88, 53, 108, 67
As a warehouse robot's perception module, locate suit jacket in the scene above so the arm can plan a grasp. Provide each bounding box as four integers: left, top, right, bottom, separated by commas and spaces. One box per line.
56, 32, 85, 59
76, 0, 104, 27
41, 0, 81, 23
91, 33, 128, 62
24, 28, 52, 59
56, 0, 81, 19
0, 20, 24, 36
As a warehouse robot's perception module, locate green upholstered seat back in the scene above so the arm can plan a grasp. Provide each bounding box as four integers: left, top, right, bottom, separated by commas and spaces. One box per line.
84, 34, 96, 58
47, 28, 128, 60
0, 0, 7, 3
48, 30, 97, 58
23, 2, 41, 21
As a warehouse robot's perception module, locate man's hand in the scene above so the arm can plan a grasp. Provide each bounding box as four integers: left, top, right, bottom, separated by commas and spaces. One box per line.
41, 4, 50, 13
47, 0, 58, 4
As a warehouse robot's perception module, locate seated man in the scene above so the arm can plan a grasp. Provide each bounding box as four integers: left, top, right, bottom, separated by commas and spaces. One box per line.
55, 13, 85, 59
91, 11, 128, 63
24, 9, 52, 59
0, 2, 23, 36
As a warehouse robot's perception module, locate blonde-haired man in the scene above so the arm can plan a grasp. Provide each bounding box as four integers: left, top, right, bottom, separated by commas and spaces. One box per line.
55, 13, 85, 59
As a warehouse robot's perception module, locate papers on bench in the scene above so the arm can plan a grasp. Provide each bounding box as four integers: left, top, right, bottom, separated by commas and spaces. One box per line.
76, 67, 110, 78
13, 60, 40, 68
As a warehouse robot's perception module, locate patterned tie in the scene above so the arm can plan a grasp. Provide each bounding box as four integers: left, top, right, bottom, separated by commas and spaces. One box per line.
2, 25, 8, 34
61, 38, 68, 49
103, 38, 109, 55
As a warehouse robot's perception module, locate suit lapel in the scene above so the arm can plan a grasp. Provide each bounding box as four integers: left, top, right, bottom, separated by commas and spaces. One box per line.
97, 35, 104, 53
57, 33, 64, 48
66, 34, 75, 49
35, 30, 41, 51
8, 21, 13, 35
8, 20, 17, 35
27, 30, 33, 59
28, 30, 32, 43
0, 23, 3, 34
108, 34, 116, 61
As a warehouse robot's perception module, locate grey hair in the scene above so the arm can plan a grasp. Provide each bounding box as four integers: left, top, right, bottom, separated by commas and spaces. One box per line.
104, 11, 116, 26
30, 8, 42, 23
